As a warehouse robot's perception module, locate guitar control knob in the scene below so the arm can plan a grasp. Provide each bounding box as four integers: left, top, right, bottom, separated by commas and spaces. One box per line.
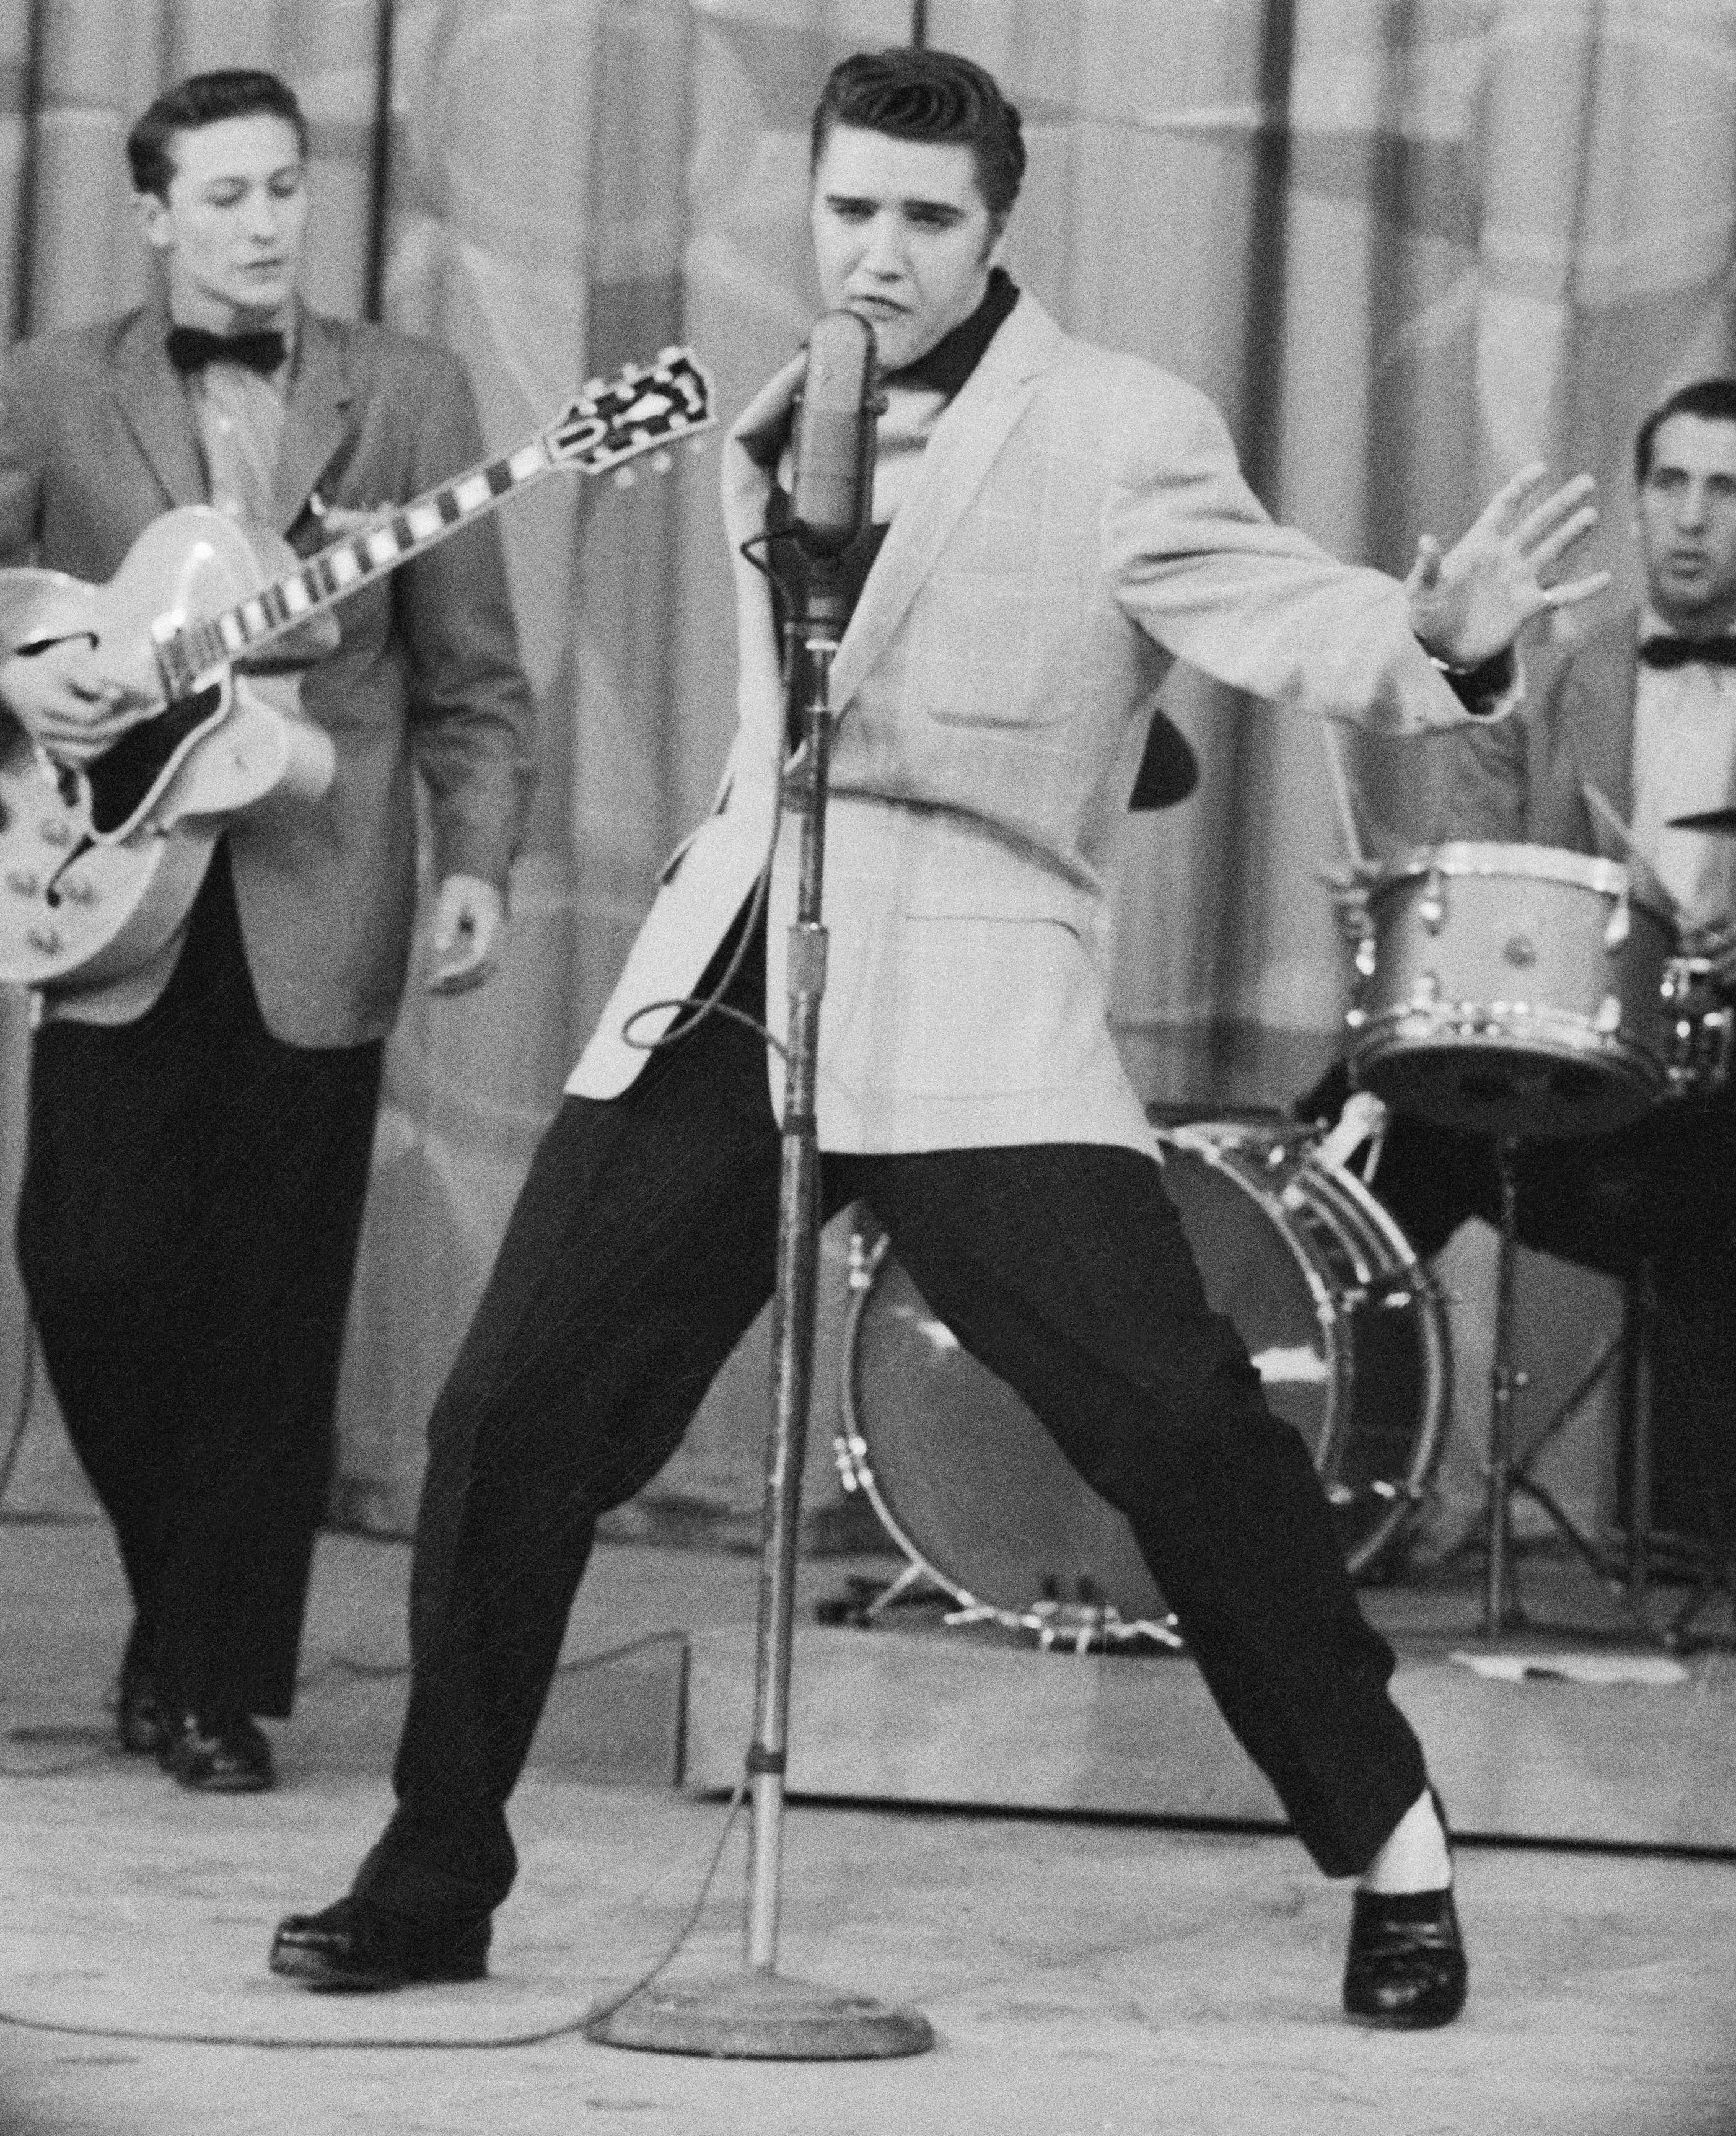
25, 925, 61, 955
6, 869, 39, 895
36, 817, 72, 848
60, 876, 98, 906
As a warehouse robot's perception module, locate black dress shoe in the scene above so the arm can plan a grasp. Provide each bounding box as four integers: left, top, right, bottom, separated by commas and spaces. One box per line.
1343, 1884, 1468, 2027
270, 1896, 489, 1992
158, 1711, 276, 1793
115, 1625, 164, 1756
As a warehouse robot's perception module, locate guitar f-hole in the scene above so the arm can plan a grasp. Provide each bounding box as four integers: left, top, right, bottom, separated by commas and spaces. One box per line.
44, 830, 95, 907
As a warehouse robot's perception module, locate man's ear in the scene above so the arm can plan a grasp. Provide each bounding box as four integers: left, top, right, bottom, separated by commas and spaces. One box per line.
981, 214, 1009, 270
132, 190, 173, 255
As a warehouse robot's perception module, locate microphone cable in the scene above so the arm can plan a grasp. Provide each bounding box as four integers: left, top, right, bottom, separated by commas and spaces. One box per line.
0, 1773, 750, 2053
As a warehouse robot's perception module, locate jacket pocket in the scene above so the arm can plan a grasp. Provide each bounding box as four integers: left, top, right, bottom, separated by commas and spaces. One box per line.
906, 569, 1083, 728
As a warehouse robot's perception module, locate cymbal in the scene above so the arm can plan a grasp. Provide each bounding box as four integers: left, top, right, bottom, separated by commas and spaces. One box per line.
1668, 807, 1736, 834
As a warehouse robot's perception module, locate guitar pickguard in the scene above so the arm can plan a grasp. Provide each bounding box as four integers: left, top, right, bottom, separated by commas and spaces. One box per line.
84, 680, 227, 840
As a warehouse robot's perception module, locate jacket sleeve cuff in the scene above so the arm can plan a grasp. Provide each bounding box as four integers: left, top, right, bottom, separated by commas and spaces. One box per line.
1427, 643, 1519, 719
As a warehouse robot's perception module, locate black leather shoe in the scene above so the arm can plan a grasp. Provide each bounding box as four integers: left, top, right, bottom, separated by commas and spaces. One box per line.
115, 1625, 164, 1756
269, 1896, 489, 1992
1343, 1884, 1468, 2026
158, 1711, 276, 1793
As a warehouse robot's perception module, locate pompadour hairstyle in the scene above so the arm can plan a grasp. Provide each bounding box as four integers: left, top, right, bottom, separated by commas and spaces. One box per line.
810, 47, 1025, 223
128, 69, 308, 201
1634, 377, 1736, 484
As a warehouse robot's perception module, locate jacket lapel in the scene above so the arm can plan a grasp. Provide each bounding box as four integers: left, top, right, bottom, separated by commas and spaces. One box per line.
828, 292, 1063, 706
721, 353, 807, 765
110, 301, 207, 510
271, 309, 354, 535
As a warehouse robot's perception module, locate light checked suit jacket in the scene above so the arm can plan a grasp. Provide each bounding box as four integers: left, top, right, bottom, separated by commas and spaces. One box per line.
0, 297, 537, 1045
569, 291, 1495, 1154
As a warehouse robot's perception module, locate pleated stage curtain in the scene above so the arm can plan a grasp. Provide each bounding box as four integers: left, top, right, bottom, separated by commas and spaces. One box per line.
1, 0, 1730, 1542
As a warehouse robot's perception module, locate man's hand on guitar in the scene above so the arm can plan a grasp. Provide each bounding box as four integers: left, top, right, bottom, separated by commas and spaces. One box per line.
0, 639, 153, 765
426, 873, 506, 995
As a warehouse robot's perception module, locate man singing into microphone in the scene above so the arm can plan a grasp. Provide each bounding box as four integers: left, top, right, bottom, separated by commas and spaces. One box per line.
274, 47, 1606, 2023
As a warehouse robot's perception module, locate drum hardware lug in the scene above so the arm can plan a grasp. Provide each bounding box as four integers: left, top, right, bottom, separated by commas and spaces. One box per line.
1370, 1478, 1433, 1503
846, 1229, 881, 1291
1407, 971, 1440, 1009
1344, 1006, 1368, 1030
1604, 886, 1631, 949
1594, 992, 1623, 1034
831, 1430, 870, 1487
1418, 868, 1447, 934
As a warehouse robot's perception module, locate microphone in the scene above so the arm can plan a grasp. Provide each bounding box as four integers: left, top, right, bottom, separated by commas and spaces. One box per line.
789, 309, 877, 568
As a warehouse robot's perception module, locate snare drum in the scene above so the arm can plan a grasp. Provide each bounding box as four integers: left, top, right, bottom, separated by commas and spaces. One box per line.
834, 1124, 1449, 1638
1348, 842, 1674, 1138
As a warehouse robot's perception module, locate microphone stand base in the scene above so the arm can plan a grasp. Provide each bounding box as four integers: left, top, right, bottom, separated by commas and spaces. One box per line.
583, 1965, 934, 2061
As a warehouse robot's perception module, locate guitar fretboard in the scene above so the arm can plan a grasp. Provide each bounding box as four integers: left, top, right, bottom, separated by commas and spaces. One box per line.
164, 435, 563, 687
151, 348, 712, 699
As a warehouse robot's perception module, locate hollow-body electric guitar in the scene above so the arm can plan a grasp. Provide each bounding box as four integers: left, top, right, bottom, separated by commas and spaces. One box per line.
0, 346, 714, 991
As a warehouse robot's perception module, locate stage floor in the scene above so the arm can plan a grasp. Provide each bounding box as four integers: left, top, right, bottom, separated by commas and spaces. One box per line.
3, 1518, 1735, 2136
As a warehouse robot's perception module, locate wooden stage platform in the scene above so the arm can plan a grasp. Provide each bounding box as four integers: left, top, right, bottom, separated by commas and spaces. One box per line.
683, 1560, 1736, 1853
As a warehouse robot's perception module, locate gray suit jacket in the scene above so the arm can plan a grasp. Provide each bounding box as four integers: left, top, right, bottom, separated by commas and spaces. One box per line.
0, 298, 537, 1044
1441, 613, 1639, 855
570, 292, 1496, 1154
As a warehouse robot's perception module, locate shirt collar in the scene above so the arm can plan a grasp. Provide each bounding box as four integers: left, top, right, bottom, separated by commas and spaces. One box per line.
880, 267, 1020, 400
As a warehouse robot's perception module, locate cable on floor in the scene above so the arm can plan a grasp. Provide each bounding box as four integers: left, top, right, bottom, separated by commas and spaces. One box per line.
0, 1775, 748, 2052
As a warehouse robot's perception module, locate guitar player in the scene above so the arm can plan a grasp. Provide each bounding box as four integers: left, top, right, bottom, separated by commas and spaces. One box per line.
0, 69, 535, 1793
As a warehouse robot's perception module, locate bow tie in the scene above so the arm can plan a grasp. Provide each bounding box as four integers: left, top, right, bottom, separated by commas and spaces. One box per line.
165, 325, 287, 376
1637, 635, 1736, 670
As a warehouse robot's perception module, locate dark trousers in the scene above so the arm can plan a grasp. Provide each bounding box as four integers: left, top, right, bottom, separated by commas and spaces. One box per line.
354, 938, 1426, 1928
15, 845, 383, 1718
1304, 1064, 1736, 1552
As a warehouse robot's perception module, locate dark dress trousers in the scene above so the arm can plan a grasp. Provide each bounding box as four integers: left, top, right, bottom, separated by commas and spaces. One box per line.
4, 301, 537, 1718
352, 920, 1425, 1927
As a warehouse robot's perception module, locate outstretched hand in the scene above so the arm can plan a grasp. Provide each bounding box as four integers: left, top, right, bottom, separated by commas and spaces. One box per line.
1405, 462, 1611, 669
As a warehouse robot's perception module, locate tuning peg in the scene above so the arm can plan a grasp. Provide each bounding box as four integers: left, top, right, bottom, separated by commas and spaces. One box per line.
658, 345, 680, 363
585, 377, 605, 398
613, 467, 638, 490
651, 450, 673, 474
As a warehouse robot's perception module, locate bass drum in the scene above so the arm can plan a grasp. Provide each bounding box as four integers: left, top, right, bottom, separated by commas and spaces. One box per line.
835, 1122, 1450, 1633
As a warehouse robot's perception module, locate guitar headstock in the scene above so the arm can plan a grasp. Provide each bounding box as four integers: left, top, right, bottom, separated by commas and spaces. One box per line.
544, 349, 717, 477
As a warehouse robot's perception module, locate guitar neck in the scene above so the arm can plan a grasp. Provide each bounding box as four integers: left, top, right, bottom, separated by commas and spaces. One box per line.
160, 435, 565, 690
154, 347, 714, 696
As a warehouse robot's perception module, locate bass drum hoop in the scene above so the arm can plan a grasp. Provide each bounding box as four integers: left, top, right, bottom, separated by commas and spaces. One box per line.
836, 1127, 1450, 1630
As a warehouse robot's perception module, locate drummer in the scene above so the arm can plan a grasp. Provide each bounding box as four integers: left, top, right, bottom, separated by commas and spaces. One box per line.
1309, 376, 1736, 1568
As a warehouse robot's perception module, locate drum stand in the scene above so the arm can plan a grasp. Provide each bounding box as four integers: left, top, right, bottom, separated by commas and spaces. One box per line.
587, 563, 931, 2062
1478, 1140, 1525, 1636
1476, 1145, 1672, 1643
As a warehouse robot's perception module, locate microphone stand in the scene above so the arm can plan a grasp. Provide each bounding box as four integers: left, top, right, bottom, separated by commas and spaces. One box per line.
587, 556, 932, 2062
